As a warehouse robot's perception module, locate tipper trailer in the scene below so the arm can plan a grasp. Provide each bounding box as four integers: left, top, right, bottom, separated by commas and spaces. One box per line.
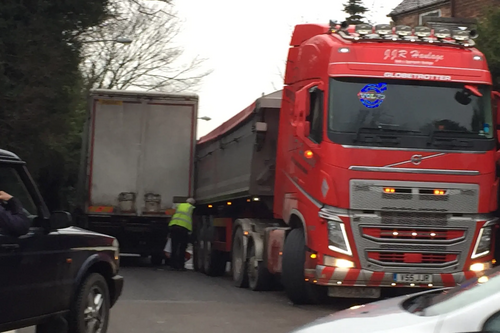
76, 89, 198, 265
192, 22, 500, 304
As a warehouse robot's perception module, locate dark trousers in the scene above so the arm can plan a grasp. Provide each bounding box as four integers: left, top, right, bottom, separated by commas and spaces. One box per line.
169, 225, 189, 269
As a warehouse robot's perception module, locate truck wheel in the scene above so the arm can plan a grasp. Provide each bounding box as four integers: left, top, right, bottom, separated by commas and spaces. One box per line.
203, 223, 226, 276
69, 273, 110, 333
232, 227, 249, 288
247, 240, 272, 291
193, 218, 202, 272
193, 225, 205, 273
282, 228, 321, 305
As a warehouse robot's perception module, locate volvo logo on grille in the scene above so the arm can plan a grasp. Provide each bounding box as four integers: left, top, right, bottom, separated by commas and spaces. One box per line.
411, 154, 423, 165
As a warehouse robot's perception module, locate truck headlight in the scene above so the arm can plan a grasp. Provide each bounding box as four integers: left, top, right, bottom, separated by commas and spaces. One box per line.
327, 219, 352, 256
472, 226, 492, 259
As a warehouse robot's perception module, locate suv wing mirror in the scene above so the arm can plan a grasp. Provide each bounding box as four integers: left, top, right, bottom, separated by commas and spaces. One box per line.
50, 211, 72, 230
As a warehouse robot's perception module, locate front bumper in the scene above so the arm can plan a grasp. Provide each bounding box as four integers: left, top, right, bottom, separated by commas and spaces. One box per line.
307, 266, 480, 288
110, 275, 124, 307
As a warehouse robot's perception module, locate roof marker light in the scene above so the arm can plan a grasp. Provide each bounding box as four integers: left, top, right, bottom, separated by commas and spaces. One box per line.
414, 26, 432, 38
473, 55, 483, 61
374, 24, 392, 36
434, 28, 451, 39
395, 25, 412, 37
355, 23, 372, 36
338, 47, 350, 53
452, 30, 470, 41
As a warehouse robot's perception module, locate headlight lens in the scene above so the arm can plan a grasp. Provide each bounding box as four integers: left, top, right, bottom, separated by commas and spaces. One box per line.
327, 220, 352, 255
472, 227, 492, 259
470, 262, 491, 272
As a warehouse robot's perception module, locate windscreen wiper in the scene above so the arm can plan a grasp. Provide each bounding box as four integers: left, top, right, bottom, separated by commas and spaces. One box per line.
355, 126, 420, 143
427, 129, 482, 147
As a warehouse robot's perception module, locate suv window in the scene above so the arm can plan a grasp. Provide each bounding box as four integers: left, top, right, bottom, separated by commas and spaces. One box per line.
0, 165, 36, 217
423, 269, 500, 316
484, 311, 500, 333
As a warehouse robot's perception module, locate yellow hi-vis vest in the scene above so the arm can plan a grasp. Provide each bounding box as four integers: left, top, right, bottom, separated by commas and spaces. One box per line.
168, 203, 194, 232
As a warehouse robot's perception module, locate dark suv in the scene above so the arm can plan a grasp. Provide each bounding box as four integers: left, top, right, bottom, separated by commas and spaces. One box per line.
0, 149, 124, 333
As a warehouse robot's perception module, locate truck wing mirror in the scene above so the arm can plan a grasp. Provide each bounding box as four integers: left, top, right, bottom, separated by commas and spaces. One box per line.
294, 82, 325, 120
493, 91, 500, 125
303, 121, 311, 138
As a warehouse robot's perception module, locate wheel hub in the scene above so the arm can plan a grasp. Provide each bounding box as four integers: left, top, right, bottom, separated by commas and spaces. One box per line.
84, 288, 105, 333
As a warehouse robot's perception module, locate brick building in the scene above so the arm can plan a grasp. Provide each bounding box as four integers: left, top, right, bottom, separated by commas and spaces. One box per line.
388, 0, 498, 27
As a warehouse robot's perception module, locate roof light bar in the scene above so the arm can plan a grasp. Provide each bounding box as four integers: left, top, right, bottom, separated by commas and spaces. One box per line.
331, 21, 477, 48
355, 23, 372, 36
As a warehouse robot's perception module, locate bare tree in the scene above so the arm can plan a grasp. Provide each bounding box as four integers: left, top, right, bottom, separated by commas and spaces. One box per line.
79, 0, 211, 92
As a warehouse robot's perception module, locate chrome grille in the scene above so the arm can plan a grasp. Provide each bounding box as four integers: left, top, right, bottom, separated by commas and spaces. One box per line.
380, 212, 448, 226
350, 180, 479, 213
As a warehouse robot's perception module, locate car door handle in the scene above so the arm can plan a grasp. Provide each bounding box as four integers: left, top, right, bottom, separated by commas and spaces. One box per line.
1, 243, 19, 250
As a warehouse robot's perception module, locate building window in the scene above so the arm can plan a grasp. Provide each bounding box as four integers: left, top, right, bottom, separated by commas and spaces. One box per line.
419, 9, 442, 25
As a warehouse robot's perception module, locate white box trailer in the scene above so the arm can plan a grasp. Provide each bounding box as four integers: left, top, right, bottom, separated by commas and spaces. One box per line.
76, 89, 198, 264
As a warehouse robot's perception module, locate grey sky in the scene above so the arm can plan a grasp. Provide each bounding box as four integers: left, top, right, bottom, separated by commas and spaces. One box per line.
174, 0, 404, 137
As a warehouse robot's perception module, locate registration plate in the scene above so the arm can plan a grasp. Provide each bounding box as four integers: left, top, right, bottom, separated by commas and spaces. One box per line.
328, 287, 381, 299
394, 273, 433, 284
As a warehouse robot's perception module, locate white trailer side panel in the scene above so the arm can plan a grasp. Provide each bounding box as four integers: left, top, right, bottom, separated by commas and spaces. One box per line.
140, 103, 195, 209
90, 100, 142, 207
86, 90, 197, 216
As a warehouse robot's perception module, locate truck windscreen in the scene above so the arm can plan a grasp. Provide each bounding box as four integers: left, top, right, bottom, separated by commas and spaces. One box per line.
328, 78, 494, 151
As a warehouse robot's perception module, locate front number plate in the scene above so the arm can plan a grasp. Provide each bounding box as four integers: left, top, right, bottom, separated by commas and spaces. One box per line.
394, 273, 433, 284
328, 287, 381, 299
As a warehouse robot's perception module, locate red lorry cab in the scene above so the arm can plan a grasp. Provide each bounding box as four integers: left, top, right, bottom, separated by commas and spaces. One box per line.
193, 22, 500, 304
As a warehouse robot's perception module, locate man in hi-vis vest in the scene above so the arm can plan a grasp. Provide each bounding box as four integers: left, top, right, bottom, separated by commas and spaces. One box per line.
168, 198, 195, 270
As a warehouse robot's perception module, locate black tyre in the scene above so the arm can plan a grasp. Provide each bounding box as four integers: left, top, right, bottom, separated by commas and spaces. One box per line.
151, 254, 164, 266
203, 221, 226, 276
192, 218, 202, 272
69, 273, 110, 333
282, 228, 326, 304
232, 227, 249, 288
196, 221, 206, 273
247, 240, 273, 291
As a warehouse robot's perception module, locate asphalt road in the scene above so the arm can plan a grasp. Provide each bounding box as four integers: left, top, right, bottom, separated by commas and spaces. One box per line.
14, 255, 358, 333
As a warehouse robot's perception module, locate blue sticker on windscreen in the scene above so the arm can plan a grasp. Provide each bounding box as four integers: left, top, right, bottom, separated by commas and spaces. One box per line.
358, 83, 388, 108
